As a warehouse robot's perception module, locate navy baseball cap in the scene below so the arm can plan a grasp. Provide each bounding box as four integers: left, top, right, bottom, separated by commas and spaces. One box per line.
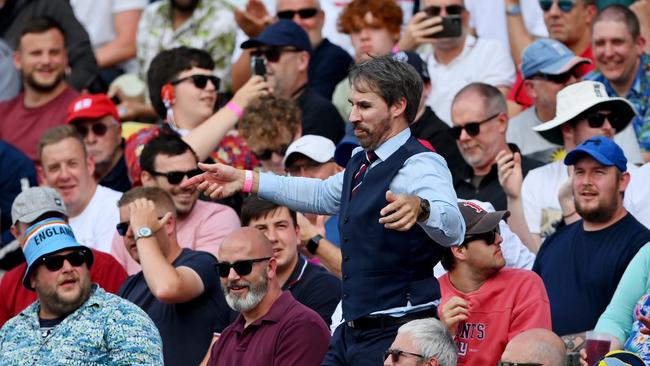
564, 136, 627, 172
521, 38, 590, 79
241, 19, 312, 53
392, 51, 430, 82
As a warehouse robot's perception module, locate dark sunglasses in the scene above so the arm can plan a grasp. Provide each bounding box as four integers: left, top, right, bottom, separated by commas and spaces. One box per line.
464, 227, 501, 246
253, 144, 289, 161
531, 69, 578, 84
277, 7, 319, 19
75, 122, 109, 138
498, 362, 543, 366
216, 257, 272, 278
539, 0, 575, 12
384, 349, 426, 363
573, 112, 621, 129
422, 4, 464, 16
251, 47, 302, 63
40, 249, 90, 272
449, 113, 500, 140
148, 168, 203, 185
170, 74, 220, 90
116, 216, 164, 236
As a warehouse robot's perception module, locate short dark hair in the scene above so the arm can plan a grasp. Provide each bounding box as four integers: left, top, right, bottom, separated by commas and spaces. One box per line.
240, 195, 297, 227
17, 18, 66, 49
147, 47, 215, 119
452, 82, 507, 116
440, 247, 458, 272
139, 133, 198, 174
348, 55, 422, 123
593, 4, 640, 39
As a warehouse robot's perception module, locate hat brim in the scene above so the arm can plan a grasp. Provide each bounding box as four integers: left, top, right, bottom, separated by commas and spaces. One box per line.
14, 206, 67, 225
467, 210, 510, 235
66, 109, 116, 124
533, 98, 637, 145
536, 56, 591, 77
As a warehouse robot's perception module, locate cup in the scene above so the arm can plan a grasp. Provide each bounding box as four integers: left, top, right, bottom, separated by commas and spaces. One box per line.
586, 331, 611, 365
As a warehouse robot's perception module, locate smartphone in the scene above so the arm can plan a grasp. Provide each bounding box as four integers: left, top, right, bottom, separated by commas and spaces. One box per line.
250, 56, 267, 79
432, 15, 462, 38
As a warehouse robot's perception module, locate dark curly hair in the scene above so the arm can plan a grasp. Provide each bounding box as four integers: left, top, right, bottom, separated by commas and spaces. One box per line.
338, 0, 403, 35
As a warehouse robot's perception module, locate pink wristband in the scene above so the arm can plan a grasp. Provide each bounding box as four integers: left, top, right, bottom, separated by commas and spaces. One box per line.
226, 101, 243, 118
242, 170, 254, 193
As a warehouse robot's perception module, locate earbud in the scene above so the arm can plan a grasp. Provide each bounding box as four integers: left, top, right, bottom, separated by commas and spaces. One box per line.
161, 84, 174, 108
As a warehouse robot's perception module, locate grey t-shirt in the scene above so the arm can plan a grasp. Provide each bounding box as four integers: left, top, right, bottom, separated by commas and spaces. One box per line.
506, 107, 561, 163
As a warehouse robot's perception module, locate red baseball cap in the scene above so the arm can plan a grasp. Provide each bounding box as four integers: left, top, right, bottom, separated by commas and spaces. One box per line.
66, 94, 119, 124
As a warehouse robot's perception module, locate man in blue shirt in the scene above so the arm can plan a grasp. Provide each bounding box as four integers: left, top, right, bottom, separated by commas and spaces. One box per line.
184, 55, 465, 366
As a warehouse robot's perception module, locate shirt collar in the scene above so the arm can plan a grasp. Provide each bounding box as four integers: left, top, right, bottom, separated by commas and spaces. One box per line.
232, 291, 295, 333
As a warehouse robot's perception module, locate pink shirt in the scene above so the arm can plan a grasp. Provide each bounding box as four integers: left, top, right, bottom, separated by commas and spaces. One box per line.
439, 268, 552, 366
111, 199, 240, 274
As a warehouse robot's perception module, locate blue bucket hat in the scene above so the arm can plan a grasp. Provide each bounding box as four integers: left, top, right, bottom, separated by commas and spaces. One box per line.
564, 135, 627, 172
22, 218, 93, 290
241, 19, 312, 53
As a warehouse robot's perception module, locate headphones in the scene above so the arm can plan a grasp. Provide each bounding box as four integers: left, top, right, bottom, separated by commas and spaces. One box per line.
161, 84, 174, 108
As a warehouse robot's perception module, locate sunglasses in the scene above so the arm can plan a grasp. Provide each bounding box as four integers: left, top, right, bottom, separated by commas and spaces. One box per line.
251, 47, 302, 63
539, 0, 575, 12
74, 122, 110, 138
573, 111, 621, 129
170, 74, 220, 90
116, 216, 164, 236
464, 227, 501, 246
531, 70, 578, 84
384, 349, 426, 363
40, 249, 90, 272
277, 7, 319, 19
148, 168, 203, 185
216, 257, 272, 278
422, 4, 464, 16
253, 144, 289, 161
449, 113, 500, 140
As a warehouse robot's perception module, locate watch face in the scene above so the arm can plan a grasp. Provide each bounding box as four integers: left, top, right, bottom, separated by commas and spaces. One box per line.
137, 227, 153, 238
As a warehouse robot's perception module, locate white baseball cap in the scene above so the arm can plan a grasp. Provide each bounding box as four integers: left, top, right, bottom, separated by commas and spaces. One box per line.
283, 135, 336, 168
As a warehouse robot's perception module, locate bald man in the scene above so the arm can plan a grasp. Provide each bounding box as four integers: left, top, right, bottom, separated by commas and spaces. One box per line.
207, 228, 330, 366
500, 328, 566, 366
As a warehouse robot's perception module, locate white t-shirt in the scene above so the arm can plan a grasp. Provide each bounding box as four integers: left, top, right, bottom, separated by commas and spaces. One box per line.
425, 35, 516, 125
69, 185, 122, 253
522, 161, 649, 238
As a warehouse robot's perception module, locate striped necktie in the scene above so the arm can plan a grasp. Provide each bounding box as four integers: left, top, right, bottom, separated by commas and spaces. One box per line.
351, 150, 378, 197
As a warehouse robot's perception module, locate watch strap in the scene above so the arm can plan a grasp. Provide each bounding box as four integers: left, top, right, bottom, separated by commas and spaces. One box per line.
306, 234, 323, 255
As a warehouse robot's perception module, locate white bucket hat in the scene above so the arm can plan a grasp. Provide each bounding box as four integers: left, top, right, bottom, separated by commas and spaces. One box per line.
533, 81, 637, 145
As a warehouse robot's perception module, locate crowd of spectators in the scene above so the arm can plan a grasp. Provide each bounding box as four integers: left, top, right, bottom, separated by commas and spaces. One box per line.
1, 0, 650, 365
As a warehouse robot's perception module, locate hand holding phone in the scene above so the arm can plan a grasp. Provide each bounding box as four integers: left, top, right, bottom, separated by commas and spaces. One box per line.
431, 15, 462, 38
250, 56, 267, 80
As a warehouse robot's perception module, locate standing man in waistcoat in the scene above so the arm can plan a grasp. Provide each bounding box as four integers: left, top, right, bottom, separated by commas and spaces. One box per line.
182, 55, 465, 366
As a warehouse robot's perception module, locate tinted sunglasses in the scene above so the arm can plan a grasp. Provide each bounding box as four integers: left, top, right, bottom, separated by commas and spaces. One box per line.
384, 349, 425, 363
170, 74, 220, 90
573, 111, 621, 129
148, 168, 203, 185
216, 257, 272, 278
116, 216, 164, 236
449, 113, 500, 140
531, 70, 577, 84
539, 0, 575, 12
251, 47, 302, 63
464, 227, 501, 246
277, 7, 319, 19
423, 4, 464, 16
253, 144, 289, 161
75, 122, 110, 137
40, 249, 90, 272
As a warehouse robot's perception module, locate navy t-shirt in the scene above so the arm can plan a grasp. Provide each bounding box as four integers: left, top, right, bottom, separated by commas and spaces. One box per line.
119, 249, 235, 366
533, 213, 650, 336
307, 38, 353, 100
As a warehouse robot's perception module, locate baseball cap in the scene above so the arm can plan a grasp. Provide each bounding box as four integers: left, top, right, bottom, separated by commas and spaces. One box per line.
521, 38, 591, 79
458, 201, 510, 235
283, 135, 336, 168
392, 51, 430, 82
533, 81, 636, 145
334, 134, 361, 167
596, 350, 645, 366
241, 19, 312, 53
564, 135, 627, 172
11, 187, 67, 225
22, 218, 93, 290
66, 93, 119, 124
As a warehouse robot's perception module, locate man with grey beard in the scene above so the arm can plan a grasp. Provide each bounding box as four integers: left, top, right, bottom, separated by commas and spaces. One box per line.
208, 227, 330, 366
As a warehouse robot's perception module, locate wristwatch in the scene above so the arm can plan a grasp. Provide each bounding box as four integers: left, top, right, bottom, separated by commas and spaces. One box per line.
506, 3, 522, 16
306, 234, 323, 255
417, 197, 430, 222
134, 226, 153, 241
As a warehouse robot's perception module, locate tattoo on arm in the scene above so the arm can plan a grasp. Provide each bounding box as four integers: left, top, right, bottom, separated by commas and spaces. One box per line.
561, 332, 586, 352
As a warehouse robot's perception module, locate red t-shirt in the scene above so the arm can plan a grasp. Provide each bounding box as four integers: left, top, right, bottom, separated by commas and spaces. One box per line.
439, 268, 552, 366
508, 46, 595, 109
0, 86, 79, 161
0, 249, 127, 327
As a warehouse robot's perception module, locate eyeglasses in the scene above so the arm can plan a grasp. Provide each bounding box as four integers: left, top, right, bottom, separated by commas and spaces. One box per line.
449, 113, 500, 140
531, 70, 578, 84
170, 74, 220, 90
464, 227, 501, 246
277, 7, 319, 19
253, 144, 289, 161
40, 249, 90, 272
74, 122, 110, 138
539, 0, 576, 12
116, 216, 164, 236
148, 168, 203, 185
251, 47, 302, 63
216, 257, 272, 278
498, 362, 543, 366
572, 111, 621, 129
384, 349, 426, 363
422, 4, 464, 16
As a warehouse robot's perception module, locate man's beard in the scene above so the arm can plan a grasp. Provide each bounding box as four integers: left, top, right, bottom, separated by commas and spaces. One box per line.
24, 69, 66, 93
36, 275, 92, 318
575, 186, 621, 224
221, 271, 268, 313
171, 0, 200, 12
